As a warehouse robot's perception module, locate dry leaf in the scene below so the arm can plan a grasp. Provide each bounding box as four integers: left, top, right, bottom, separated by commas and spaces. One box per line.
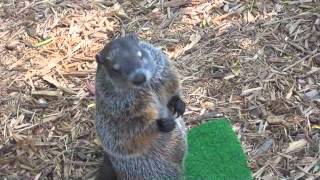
111, 3, 129, 19
216, 22, 237, 36
163, 0, 191, 8
42, 75, 76, 94
261, 175, 278, 180
254, 139, 274, 156
5, 40, 20, 50
87, 103, 96, 110
266, 115, 290, 126
287, 19, 302, 34
304, 90, 320, 101
246, 11, 255, 23
94, 137, 102, 145
230, 59, 241, 76
183, 33, 201, 52
240, 87, 263, 96
223, 4, 229, 12
42, 114, 63, 124
223, 73, 235, 80
311, 124, 320, 129
285, 139, 308, 153
165, 45, 184, 59
273, 139, 308, 165
12, 134, 37, 154
86, 80, 96, 96
286, 83, 295, 99
305, 67, 320, 76
10, 114, 25, 127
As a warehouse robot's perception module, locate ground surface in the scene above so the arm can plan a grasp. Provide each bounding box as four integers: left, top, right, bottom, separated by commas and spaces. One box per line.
0, 0, 319, 179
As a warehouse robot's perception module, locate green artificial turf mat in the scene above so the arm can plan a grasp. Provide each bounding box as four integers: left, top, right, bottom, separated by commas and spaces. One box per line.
184, 118, 252, 180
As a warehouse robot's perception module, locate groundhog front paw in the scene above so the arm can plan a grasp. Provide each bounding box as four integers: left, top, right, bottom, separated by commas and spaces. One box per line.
167, 95, 186, 118
157, 118, 176, 132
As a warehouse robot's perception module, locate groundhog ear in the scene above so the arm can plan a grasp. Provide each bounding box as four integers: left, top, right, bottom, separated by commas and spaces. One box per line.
127, 33, 139, 41
96, 53, 112, 64
95, 53, 104, 64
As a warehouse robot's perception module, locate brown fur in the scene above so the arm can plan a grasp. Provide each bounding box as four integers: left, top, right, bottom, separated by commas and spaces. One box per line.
127, 130, 159, 154
140, 102, 159, 121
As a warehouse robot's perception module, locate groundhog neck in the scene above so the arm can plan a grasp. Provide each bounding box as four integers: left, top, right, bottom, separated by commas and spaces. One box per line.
150, 60, 175, 95
139, 41, 171, 92
95, 68, 141, 112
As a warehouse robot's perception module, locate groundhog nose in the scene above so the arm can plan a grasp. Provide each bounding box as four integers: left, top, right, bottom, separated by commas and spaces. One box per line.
132, 72, 146, 85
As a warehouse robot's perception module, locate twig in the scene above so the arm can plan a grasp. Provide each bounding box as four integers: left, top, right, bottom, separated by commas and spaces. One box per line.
261, 7, 320, 27
160, 10, 181, 29
42, 75, 77, 95
162, 0, 191, 8
64, 160, 100, 166
31, 90, 62, 97
286, 40, 315, 55
282, 55, 310, 72
15, 114, 63, 134
17, 0, 36, 14
35, 38, 54, 47
240, 87, 263, 96
253, 164, 268, 178
188, 111, 225, 123
296, 166, 313, 176
294, 158, 320, 179
212, 11, 240, 22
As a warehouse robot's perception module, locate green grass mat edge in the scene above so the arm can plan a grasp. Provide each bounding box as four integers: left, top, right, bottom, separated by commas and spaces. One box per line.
184, 118, 252, 180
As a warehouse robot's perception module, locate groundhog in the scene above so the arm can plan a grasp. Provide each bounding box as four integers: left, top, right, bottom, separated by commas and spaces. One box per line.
94, 33, 188, 180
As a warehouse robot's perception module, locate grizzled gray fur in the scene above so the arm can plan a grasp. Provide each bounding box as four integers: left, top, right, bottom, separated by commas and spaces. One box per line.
94, 34, 187, 180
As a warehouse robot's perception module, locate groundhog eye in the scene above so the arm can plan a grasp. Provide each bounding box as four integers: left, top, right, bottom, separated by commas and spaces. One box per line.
137, 51, 142, 58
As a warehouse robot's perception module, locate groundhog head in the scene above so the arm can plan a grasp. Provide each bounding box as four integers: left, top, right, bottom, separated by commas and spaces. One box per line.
96, 33, 155, 88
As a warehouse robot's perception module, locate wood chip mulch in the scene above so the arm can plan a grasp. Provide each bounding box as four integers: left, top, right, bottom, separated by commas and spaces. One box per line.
0, 0, 319, 179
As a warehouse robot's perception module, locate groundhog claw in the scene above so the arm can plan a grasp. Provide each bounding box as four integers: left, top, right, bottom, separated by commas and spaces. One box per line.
168, 95, 186, 118
157, 118, 176, 132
